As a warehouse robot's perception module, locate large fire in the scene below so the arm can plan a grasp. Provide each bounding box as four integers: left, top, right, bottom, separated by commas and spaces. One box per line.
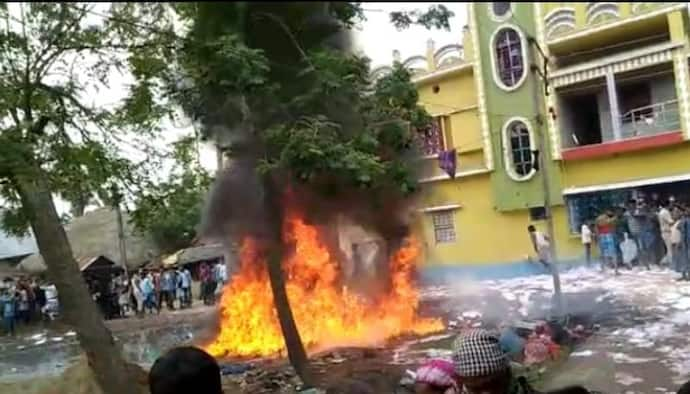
205, 207, 443, 358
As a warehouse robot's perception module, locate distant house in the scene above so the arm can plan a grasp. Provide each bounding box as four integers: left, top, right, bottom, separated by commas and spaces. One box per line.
19, 208, 159, 273
0, 217, 39, 278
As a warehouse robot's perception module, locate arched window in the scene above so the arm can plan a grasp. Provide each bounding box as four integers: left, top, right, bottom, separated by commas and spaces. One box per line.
503, 118, 535, 181
492, 3, 511, 18
492, 27, 526, 90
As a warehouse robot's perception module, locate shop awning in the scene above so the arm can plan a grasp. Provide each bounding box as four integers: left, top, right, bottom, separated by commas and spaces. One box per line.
563, 173, 690, 196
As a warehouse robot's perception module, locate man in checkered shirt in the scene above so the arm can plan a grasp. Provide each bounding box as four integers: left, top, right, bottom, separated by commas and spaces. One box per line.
453, 329, 522, 394
453, 329, 595, 394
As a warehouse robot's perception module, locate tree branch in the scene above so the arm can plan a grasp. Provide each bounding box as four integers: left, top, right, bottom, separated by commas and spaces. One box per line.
254, 12, 313, 70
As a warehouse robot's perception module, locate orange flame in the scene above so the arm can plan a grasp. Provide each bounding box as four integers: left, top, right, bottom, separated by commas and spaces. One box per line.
205, 207, 442, 358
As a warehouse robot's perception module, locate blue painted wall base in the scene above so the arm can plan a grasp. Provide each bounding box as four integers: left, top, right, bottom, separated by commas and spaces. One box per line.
419, 258, 588, 285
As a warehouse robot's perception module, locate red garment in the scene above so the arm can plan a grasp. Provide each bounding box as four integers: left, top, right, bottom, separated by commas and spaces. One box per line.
597, 224, 613, 234
153, 273, 161, 291
199, 263, 210, 282
524, 334, 560, 365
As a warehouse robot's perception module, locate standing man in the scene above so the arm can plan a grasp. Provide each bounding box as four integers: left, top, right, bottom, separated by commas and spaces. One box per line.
528, 225, 551, 267
161, 269, 175, 311
198, 262, 209, 304
31, 278, 46, 322
581, 221, 593, 266
659, 199, 675, 266
637, 198, 657, 269
1, 288, 16, 336
614, 207, 631, 270
131, 271, 144, 317
677, 205, 690, 281
16, 284, 30, 324
142, 271, 157, 314
625, 199, 642, 264
153, 269, 162, 314
180, 266, 192, 308
596, 208, 618, 274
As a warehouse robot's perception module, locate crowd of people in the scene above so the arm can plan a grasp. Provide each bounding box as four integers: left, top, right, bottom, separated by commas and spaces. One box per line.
90, 260, 228, 320
579, 196, 690, 278
0, 277, 57, 336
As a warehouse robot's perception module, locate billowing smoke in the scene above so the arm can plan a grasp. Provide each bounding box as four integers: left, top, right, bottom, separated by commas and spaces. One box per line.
197, 4, 422, 294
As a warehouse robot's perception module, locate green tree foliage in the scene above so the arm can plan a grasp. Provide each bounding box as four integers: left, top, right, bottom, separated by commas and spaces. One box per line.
174, 3, 445, 199
170, 2, 453, 385
0, 4, 181, 393
390, 4, 455, 31
0, 3, 178, 231
131, 136, 213, 254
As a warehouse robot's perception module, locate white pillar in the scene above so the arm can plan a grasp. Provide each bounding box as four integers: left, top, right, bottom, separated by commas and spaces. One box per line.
605, 71, 622, 140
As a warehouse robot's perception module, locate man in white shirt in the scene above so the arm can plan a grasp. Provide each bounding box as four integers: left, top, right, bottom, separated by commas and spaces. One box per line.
659, 199, 675, 265
581, 222, 593, 266
528, 225, 551, 265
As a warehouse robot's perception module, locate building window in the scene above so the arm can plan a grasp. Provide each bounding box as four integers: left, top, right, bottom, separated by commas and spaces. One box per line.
492, 3, 511, 18
502, 118, 536, 181
529, 207, 547, 221
417, 116, 446, 156
492, 27, 526, 90
432, 210, 456, 244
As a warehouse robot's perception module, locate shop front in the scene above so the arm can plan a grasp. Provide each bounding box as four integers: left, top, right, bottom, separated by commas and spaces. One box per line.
564, 173, 690, 234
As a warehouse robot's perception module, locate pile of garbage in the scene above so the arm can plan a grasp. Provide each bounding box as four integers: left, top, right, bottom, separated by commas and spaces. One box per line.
220, 362, 302, 393
499, 319, 595, 366
219, 348, 386, 394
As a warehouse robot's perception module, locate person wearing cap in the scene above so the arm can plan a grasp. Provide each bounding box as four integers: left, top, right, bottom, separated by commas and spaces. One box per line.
452, 329, 533, 394
453, 329, 595, 394
414, 358, 461, 394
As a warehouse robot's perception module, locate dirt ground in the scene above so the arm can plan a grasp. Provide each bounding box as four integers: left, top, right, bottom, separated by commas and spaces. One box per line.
0, 356, 148, 394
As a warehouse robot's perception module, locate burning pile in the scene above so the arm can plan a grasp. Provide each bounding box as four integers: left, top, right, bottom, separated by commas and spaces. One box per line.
205, 206, 443, 358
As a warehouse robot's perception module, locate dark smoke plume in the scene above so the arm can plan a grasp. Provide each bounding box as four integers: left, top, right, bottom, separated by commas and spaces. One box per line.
197, 4, 420, 277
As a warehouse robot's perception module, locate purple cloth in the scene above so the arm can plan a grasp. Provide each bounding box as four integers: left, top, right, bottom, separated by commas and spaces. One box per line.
438, 149, 457, 178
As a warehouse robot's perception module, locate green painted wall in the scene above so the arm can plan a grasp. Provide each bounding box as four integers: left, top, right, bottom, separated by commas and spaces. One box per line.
472, 3, 563, 212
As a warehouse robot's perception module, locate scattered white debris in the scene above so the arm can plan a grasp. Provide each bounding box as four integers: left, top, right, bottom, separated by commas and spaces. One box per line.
462, 311, 481, 319
608, 352, 656, 364
615, 372, 644, 386
570, 350, 595, 357
502, 292, 517, 301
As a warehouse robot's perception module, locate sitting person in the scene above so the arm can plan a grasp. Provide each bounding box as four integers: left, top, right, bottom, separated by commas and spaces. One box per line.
149, 346, 222, 394
414, 359, 460, 394
453, 329, 593, 394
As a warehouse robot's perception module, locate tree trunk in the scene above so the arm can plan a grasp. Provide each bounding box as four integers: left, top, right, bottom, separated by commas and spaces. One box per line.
15, 169, 138, 394
262, 174, 313, 387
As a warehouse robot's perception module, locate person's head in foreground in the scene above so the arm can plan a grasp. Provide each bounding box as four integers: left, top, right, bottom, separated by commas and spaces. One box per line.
453, 329, 514, 394
149, 346, 222, 394
415, 358, 461, 394
678, 379, 690, 394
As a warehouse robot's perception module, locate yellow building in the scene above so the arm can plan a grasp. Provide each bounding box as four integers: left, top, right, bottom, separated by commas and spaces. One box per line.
374, 3, 690, 280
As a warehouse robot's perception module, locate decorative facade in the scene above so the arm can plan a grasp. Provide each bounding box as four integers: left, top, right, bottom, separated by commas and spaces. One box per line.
374, 2, 690, 280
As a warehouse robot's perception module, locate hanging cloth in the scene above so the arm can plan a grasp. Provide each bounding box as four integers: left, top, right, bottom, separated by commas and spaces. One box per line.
438, 149, 457, 178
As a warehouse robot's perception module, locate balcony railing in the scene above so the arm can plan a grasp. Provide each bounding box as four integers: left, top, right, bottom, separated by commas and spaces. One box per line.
619, 99, 680, 139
